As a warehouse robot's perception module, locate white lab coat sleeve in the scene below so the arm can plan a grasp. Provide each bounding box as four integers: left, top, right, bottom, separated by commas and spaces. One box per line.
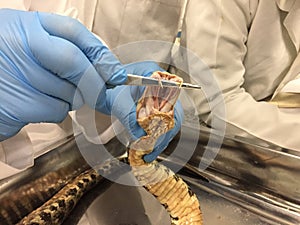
0, 121, 75, 180
29, 0, 97, 30
180, 0, 300, 151
0, 130, 33, 179
0, 0, 30, 10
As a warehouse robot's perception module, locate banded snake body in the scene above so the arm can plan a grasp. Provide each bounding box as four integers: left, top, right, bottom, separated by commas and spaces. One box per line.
2, 71, 203, 225
129, 71, 202, 224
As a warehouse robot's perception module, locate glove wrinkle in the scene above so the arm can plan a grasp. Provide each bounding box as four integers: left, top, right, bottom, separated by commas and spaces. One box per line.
0, 9, 125, 140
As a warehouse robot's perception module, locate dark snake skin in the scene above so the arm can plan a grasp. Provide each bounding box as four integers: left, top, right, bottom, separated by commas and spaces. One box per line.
15, 158, 122, 225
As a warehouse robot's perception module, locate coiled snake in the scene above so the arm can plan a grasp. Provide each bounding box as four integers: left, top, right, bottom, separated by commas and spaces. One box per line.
3, 71, 203, 225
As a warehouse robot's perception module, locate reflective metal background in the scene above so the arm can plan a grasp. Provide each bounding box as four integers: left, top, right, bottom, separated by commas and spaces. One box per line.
0, 123, 299, 225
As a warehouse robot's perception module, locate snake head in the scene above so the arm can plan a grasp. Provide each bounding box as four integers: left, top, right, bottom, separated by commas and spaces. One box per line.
136, 71, 182, 136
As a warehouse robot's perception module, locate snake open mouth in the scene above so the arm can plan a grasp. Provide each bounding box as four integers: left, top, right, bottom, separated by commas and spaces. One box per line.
137, 71, 182, 123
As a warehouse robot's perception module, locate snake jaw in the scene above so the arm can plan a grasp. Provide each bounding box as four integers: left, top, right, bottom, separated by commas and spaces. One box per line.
136, 71, 182, 131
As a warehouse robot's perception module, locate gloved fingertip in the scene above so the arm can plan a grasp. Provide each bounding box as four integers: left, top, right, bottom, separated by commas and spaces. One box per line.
95, 86, 108, 112
70, 91, 84, 111
0, 125, 23, 141
70, 102, 83, 111
108, 67, 127, 87
0, 134, 8, 142
94, 51, 126, 87
129, 126, 146, 140
174, 102, 184, 120
173, 106, 184, 133
143, 154, 157, 163
143, 141, 169, 163
144, 71, 155, 77
124, 61, 165, 77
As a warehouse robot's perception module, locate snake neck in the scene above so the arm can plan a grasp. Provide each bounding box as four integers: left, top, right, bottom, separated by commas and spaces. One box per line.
129, 113, 173, 167
128, 135, 154, 166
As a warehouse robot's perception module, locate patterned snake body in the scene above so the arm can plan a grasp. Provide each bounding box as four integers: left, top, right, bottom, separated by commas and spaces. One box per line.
0, 159, 91, 225
0, 171, 69, 225
129, 71, 203, 225
4, 71, 202, 225
15, 158, 121, 225
16, 169, 101, 225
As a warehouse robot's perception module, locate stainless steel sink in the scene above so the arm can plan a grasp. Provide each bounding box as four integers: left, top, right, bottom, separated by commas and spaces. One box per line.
0, 124, 299, 225
75, 180, 170, 225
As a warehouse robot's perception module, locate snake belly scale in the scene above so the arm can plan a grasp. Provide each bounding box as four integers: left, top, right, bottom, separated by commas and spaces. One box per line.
129, 71, 203, 225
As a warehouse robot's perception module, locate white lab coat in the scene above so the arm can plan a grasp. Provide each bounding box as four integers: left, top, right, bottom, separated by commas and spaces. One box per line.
1, 0, 299, 178
179, 0, 300, 150
86, 0, 300, 151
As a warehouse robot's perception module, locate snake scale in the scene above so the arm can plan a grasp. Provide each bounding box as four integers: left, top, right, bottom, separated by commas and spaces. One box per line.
129, 71, 202, 224
2, 71, 203, 225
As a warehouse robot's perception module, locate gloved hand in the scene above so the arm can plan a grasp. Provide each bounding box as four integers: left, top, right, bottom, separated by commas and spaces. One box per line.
0, 9, 126, 141
101, 61, 184, 162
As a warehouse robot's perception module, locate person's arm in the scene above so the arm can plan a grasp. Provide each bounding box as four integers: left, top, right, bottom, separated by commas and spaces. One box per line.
180, 0, 300, 151
0, 130, 34, 179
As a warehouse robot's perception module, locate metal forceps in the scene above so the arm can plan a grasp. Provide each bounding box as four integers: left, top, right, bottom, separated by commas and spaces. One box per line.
125, 74, 201, 90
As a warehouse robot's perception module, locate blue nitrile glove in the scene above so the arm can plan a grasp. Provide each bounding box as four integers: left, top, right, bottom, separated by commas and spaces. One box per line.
101, 61, 184, 162
0, 9, 126, 141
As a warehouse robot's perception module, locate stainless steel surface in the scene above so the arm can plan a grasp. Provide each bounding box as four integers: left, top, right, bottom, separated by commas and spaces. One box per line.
75, 179, 269, 225
0, 126, 299, 224
75, 176, 171, 225
162, 124, 300, 225
126, 74, 202, 89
